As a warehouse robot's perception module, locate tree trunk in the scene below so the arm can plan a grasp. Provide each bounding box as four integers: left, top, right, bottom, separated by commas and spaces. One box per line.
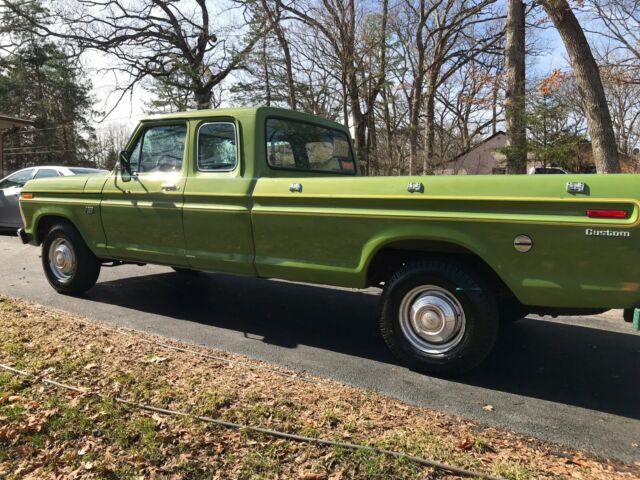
539, 0, 620, 173
341, 73, 349, 128
408, 77, 423, 175
408, 106, 420, 176
262, 38, 272, 107
350, 78, 367, 171
491, 73, 500, 135
0, 133, 4, 178
194, 85, 212, 110
505, 0, 527, 173
279, 36, 297, 110
264, 0, 296, 109
423, 78, 437, 175
381, 83, 394, 173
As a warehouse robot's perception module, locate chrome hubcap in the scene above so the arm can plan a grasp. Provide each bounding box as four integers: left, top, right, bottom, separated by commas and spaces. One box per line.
48, 238, 76, 283
399, 286, 466, 354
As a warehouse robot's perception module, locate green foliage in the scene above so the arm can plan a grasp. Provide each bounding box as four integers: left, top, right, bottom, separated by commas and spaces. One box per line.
0, 1, 95, 172
526, 93, 585, 171
144, 70, 198, 114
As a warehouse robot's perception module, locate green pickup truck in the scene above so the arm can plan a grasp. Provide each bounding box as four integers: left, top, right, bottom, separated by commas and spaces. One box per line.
18, 107, 640, 374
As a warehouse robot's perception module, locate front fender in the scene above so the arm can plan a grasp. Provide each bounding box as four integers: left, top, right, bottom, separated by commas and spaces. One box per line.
20, 197, 107, 257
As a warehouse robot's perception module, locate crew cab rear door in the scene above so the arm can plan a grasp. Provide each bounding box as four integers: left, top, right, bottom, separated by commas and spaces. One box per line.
100, 122, 190, 266
181, 118, 256, 275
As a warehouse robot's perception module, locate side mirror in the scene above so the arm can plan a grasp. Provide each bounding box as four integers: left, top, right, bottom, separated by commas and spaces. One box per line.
119, 150, 132, 182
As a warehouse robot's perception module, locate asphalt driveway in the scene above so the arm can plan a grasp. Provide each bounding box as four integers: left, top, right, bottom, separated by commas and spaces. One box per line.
1, 234, 638, 462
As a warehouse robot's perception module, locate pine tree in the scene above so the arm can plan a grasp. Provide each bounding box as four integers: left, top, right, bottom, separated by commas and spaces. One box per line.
0, 2, 95, 170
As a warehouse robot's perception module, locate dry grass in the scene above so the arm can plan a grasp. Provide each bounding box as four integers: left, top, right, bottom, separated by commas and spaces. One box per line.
0, 295, 638, 479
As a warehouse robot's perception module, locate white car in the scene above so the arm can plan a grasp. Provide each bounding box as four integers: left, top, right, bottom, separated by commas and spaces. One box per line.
0, 166, 105, 230
528, 166, 568, 174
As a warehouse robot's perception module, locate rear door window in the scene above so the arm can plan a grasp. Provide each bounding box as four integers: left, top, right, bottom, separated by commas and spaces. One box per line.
197, 122, 237, 171
34, 168, 60, 179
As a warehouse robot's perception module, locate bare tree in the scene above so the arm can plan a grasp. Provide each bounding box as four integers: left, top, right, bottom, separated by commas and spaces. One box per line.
587, 0, 640, 77
259, 0, 297, 109
438, 56, 504, 151
391, 0, 502, 174
538, 0, 620, 172
4, 0, 266, 112
90, 123, 131, 169
599, 60, 640, 155
281, 0, 389, 171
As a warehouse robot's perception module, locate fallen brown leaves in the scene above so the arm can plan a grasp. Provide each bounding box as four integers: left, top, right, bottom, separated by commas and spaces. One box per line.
0, 295, 638, 480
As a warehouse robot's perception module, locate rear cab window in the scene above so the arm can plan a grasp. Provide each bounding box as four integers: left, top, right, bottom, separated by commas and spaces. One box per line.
265, 118, 356, 174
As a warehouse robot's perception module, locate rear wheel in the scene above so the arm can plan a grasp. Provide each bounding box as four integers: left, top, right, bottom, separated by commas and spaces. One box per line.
380, 259, 499, 375
42, 223, 100, 294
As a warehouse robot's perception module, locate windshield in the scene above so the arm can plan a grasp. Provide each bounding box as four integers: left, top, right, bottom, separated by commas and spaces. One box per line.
0, 169, 35, 189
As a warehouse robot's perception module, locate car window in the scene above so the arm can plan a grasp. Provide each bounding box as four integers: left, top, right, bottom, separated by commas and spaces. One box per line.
69, 168, 100, 175
34, 168, 59, 179
0, 168, 36, 189
128, 124, 187, 174
197, 123, 237, 171
266, 118, 356, 174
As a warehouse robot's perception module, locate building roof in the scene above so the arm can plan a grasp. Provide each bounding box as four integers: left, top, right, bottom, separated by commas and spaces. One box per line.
452, 130, 506, 161
0, 114, 34, 130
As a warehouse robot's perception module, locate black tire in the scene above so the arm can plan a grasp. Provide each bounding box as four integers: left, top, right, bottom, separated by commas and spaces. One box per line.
498, 297, 529, 323
380, 259, 499, 375
42, 223, 100, 294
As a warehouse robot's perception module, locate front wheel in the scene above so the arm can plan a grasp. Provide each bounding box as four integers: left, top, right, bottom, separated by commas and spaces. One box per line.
42, 223, 101, 294
380, 259, 499, 375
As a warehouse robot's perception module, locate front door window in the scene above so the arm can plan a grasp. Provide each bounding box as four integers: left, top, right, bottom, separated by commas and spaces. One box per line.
129, 125, 187, 174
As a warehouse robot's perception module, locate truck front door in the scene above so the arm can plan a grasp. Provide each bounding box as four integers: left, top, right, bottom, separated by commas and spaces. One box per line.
100, 123, 190, 266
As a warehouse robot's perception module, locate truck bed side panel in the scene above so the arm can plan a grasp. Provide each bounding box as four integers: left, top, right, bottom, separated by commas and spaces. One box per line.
251, 174, 640, 309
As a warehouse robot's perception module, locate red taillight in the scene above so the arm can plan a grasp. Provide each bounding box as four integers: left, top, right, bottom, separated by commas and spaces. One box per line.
586, 209, 629, 219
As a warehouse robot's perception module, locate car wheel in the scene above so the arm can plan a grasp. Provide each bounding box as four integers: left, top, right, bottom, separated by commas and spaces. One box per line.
42, 223, 100, 294
380, 259, 499, 375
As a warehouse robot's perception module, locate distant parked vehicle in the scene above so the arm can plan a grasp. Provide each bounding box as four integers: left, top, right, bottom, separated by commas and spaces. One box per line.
0, 166, 106, 230
528, 166, 568, 174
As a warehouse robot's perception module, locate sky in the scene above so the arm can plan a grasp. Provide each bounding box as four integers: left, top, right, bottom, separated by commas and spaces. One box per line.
85, 53, 150, 135
84, 1, 575, 135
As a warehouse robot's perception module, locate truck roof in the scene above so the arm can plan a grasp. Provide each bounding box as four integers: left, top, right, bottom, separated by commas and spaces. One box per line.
140, 106, 347, 132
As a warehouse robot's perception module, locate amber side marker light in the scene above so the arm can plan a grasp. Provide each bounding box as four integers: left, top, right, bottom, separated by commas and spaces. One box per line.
586, 209, 629, 219
20, 193, 33, 200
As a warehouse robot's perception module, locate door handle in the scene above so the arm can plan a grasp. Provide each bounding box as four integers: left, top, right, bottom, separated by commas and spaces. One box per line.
161, 183, 178, 192
289, 182, 302, 193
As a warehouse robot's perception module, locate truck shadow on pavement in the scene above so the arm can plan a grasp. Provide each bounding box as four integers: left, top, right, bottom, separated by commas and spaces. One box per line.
87, 271, 640, 421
